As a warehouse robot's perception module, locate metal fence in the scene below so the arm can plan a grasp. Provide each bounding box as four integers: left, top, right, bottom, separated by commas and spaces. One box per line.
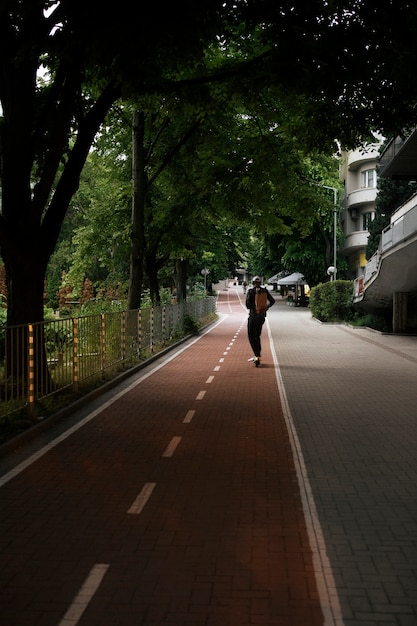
0, 297, 216, 419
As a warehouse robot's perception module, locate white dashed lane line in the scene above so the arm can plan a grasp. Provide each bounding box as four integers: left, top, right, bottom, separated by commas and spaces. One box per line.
127, 482, 157, 515
58, 563, 110, 626
126, 326, 240, 518
162, 436, 182, 458
8, 317, 249, 626
183, 409, 196, 423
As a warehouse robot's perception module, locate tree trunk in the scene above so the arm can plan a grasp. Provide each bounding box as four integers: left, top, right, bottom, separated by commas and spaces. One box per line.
128, 111, 147, 311
174, 258, 189, 302
145, 252, 161, 306
4, 251, 51, 390
5, 255, 45, 328
145, 243, 169, 306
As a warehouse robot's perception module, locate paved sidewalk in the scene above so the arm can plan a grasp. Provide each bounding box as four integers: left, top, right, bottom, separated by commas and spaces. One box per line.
267, 295, 417, 626
1, 286, 417, 626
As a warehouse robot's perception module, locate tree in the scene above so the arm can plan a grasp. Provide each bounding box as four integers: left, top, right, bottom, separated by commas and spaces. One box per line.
128, 106, 203, 307
63, 146, 131, 299
0, 0, 242, 383
249, 1, 417, 145
0, 1, 235, 327
149, 85, 342, 293
4, 1, 417, 384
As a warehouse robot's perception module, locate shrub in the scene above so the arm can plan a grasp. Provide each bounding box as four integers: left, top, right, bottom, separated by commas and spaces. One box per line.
183, 314, 201, 335
310, 280, 354, 322
350, 312, 392, 332
80, 298, 125, 315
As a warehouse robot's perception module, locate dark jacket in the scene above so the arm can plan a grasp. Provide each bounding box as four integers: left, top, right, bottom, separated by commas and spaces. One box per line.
246, 285, 275, 316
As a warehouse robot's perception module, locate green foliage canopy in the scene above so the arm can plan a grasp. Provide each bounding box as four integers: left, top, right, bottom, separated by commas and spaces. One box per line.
3, 1, 417, 326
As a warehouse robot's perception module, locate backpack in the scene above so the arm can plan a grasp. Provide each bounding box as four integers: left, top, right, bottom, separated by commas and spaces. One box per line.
255, 290, 268, 315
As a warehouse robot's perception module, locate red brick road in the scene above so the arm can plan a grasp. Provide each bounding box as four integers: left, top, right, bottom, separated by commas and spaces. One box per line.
0, 288, 325, 625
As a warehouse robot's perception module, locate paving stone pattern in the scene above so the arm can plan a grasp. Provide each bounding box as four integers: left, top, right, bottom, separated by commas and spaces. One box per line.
0, 288, 324, 626
2, 286, 416, 625
268, 298, 417, 626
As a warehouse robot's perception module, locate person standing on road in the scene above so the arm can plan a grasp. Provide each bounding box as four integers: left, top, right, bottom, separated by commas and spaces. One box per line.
246, 276, 275, 366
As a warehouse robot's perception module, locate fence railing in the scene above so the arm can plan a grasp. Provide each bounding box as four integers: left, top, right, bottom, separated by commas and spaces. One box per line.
0, 297, 216, 420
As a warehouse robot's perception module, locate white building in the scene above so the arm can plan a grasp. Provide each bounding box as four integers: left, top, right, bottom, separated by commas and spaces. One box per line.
339, 141, 382, 279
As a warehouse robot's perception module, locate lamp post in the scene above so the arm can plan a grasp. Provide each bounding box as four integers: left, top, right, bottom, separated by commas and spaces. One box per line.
322, 185, 338, 281
201, 267, 210, 292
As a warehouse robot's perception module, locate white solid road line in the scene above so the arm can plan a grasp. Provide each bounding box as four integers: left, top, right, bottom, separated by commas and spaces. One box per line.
0, 315, 229, 490
267, 321, 344, 626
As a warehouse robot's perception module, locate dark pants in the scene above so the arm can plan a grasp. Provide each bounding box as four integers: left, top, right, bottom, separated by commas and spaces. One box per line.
247, 313, 265, 357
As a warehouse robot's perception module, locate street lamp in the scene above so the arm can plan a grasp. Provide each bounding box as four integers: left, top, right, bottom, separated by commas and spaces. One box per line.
201, 267, 210, 292
322, 185, 338, 281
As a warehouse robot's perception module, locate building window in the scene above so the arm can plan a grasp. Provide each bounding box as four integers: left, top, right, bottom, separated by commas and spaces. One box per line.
363, 211, 375, 230
362, 169, 376, 188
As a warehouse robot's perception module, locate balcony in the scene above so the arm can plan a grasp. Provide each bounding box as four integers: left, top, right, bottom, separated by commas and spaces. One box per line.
341, 230, 369, 253
347, 144, 381, 171
345, 187, 378, 209
381, 192, 417, 251
354, 190, 417, 308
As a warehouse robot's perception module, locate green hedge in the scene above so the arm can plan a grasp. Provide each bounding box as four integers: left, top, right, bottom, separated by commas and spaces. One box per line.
309, 280, 354, 322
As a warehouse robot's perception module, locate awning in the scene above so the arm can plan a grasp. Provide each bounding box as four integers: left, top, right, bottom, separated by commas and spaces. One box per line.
277, 272, 306, 285
267, 273, 281, 284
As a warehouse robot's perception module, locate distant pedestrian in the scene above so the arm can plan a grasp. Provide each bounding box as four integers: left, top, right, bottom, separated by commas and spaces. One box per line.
245, 276, 275, 366
242, 280, 247, 294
